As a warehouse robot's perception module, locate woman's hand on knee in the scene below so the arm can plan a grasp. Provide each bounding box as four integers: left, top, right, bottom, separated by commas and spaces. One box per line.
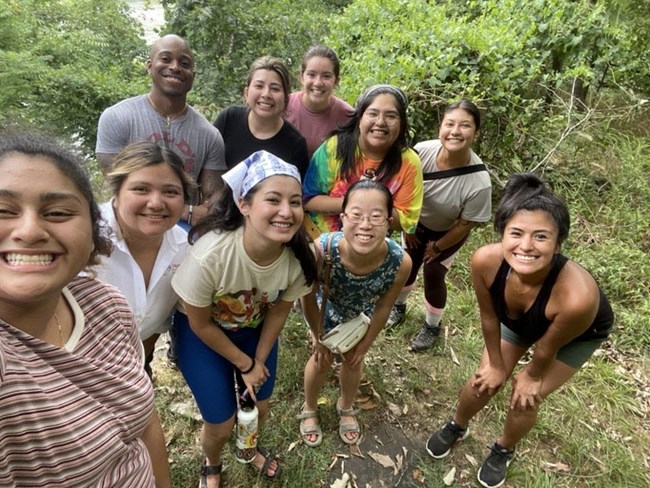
312, 342, 333, 367
509, 370, 543, 411
472, 362, 506, 397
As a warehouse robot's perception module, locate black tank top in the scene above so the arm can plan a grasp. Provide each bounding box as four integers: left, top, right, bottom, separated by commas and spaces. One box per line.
489, 254, 613, 343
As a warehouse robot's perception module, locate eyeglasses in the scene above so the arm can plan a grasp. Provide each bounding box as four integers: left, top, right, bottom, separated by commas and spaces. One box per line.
363, 110, 400, 127
343, 212, 389, 226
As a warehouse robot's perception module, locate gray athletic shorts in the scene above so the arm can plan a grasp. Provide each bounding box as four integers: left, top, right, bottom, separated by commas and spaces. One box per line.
501, 324, 604, 369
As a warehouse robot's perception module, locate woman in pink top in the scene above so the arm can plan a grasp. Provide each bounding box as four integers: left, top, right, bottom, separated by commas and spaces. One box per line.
285, 45, 354, 158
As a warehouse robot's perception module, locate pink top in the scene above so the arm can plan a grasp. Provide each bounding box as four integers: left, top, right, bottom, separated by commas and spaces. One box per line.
285, 92, 354, 158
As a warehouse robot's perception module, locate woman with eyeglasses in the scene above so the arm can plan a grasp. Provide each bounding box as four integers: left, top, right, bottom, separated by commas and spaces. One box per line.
298, 180, 412, 447
302, 84, 423, 237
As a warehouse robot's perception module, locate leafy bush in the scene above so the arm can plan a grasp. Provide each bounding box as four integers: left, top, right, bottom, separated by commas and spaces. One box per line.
0, 0, 148, 152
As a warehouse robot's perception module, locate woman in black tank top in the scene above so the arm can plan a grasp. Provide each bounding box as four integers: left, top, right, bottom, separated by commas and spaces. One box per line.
424, 173, 613, 488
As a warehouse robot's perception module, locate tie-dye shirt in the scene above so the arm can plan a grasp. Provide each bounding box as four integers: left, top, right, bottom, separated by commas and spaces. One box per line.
303, 136, 423, 234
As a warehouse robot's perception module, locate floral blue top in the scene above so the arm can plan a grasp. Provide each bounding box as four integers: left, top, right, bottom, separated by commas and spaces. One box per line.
318, 232, 404, 331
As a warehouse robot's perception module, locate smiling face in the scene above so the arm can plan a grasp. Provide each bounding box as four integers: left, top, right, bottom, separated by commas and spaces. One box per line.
502, 209, 560, 277
239, 175, 303, 246
0, 154, 93, 307
300, 56, 338, 112
113, 163, 185, 244
244, 69, 286, 120
341, 188, 391, 255
147, 35, 194, 98
358, 94, 402, 160
439, 107, 478, 155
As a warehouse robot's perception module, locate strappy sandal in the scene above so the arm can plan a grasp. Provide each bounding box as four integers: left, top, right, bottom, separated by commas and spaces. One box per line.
296, 404, 322, 447
252, 446, 282, 480
199, 460, 222, 488
336, 398, 361, 445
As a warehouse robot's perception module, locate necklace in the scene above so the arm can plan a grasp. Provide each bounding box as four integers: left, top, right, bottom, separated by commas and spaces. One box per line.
53, 312, 64, 346
147, 94, 188, 128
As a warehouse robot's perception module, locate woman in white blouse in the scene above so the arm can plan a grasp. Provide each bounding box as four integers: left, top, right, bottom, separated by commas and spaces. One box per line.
96, 141, 195, 375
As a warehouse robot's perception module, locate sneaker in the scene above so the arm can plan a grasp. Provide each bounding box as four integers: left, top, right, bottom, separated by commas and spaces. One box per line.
409, 322, 441, 351
477, 442, 515, 488
385, 303, 407, 328
426, 419, 469, 459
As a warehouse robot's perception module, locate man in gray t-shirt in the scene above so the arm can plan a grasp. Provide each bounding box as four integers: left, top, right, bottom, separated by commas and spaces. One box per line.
96, 34, 225, 222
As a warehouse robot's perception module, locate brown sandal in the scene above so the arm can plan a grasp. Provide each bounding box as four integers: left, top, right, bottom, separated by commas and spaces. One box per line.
199, 460, 222, 488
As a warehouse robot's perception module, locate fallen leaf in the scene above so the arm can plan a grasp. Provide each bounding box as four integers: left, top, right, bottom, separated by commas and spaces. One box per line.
349, 444, 365, 458
287, 441, 299, 453
387, 401, 402, 417
449, 346, 460, 366
402, 446, 408, 458
359, 399, 377, 410
395, 453, 403, 473
329, 472, 350, 488
443, 466, 456, 486
368, 451, 396, 470
356, 394, 372, 403
464, 453, 478, 467
411, 468, 425, 483
403, 403, 409, 415
541, 461, 571, 473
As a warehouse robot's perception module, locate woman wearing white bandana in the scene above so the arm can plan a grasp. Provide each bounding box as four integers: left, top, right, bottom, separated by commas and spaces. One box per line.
172, 151, 317, 487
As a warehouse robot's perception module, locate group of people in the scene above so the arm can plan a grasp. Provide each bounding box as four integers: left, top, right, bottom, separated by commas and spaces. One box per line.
0, 32, 613, 488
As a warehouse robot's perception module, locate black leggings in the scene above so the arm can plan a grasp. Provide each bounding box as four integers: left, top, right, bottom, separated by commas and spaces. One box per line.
404, 223, 469, 309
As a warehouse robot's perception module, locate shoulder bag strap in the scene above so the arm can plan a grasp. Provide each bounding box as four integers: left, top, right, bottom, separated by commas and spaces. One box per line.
422, 163, 487, 181
318, 234, 335, 340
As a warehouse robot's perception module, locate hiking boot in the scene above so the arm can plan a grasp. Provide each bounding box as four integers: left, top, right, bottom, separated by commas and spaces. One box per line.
385, 303, 407, 328
426, 419, 469, 459
477, 442, 515, 488
409, 322, 441, 351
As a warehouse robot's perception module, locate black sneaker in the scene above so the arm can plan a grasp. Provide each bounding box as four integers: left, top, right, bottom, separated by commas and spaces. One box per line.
477, 442, 515, 488
409, 322, 441, 351
385, 303, 407, 328
426, 419, 469, 459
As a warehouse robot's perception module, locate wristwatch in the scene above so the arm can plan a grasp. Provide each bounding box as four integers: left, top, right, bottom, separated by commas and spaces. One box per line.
431, 242, 443, 254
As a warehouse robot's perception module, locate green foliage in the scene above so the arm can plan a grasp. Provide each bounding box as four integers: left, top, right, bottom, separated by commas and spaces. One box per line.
327, 0, 650, 178
0, 0, 149, 152
162, 0, 348, 119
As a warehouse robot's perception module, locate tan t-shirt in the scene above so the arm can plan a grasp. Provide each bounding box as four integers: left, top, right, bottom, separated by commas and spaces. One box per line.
172, 227, 311, 330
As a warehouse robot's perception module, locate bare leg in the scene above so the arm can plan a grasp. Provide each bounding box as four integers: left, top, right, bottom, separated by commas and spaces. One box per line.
201, 417, 236, 488
498, 360, 579, 449
302, 353, 332, 443
338, 352, 364, 443
454, 342, 527, 428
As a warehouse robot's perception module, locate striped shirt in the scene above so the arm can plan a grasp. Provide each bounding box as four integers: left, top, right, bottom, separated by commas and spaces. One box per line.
0, 277, 155, 487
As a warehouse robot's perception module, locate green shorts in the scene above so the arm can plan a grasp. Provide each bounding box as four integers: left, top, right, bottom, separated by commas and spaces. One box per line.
500, 324, 604, 369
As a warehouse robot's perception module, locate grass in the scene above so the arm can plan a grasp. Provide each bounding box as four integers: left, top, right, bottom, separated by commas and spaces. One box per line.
151, 129, 650, 487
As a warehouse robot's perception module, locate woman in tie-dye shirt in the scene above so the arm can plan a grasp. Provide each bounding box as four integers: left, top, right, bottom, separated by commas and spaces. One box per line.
303, 84, 423, 236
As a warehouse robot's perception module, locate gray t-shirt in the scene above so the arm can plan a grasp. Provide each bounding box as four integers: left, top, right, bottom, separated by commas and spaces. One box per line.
96, 94, 226, 182
415, 139, 492, 231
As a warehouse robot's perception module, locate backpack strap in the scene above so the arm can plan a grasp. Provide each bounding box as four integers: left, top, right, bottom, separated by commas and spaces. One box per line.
423, 163, 487, 180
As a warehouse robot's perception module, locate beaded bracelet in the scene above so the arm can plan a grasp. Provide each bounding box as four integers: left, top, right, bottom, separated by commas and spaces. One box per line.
239, 357, 255, 375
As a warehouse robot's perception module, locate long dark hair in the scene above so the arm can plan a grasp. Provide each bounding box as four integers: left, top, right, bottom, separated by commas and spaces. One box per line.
494, 173, 570, 245
0, 131, 112, 266
333, 85, 410, 184
190, 185, 317, 286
